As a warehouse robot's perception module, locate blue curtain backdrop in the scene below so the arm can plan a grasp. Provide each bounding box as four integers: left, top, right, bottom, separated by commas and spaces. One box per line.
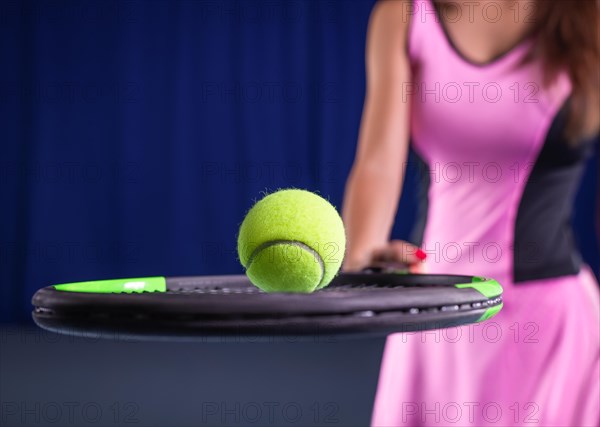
1, 0, 598, 322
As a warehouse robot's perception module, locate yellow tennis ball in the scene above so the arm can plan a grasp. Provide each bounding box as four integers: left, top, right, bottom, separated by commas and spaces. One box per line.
237, 189, 346, 293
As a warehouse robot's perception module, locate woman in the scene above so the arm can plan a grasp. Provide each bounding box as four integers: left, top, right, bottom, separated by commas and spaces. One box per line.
342, 0, 599, 426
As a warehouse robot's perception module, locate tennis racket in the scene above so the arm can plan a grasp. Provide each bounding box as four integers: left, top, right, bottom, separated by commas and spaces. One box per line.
32, 271, 503, 341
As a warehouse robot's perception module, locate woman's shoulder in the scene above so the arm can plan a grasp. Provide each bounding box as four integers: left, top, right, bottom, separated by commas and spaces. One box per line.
369, 0, 411, 39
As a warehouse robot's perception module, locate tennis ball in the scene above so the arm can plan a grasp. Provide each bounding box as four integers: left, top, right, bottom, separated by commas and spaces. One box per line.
237, 189, 346, 293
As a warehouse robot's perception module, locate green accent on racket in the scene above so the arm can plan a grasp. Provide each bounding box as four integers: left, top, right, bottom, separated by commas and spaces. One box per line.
54, 277, 167, 293
477, 303, 503, 322
455, 277, 502, 298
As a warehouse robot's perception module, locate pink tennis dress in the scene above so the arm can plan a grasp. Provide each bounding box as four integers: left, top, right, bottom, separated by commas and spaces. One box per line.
371, 1, 600, 426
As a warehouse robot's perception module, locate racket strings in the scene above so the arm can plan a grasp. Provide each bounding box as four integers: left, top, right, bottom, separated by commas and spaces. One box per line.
167, 287, 262, 294
164, 283, 460, 294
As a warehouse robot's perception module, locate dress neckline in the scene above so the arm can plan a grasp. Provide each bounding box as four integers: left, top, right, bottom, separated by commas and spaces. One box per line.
430, 0, 534, 68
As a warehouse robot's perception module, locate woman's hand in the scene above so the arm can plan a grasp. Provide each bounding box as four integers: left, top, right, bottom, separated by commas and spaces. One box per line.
371, 240, 427, 270
343, 240, 427, 273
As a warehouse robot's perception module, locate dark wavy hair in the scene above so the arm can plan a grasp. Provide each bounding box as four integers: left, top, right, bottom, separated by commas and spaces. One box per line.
529, 0, 600, 141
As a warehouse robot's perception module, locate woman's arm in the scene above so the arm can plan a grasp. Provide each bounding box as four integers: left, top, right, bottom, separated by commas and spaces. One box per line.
342, 1, 413, 271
